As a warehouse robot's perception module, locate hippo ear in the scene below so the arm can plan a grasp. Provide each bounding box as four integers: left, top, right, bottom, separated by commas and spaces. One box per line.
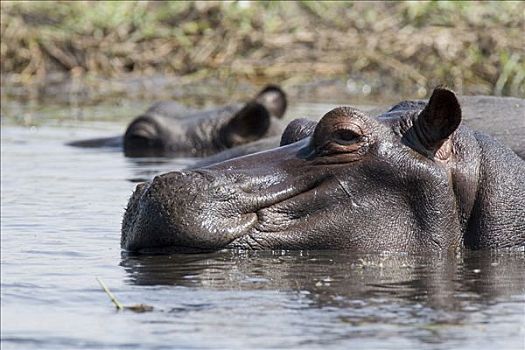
255, 85, 287, 118
280, 118, 318, 146
222, 102, 271, 147
414, 88, 462, 154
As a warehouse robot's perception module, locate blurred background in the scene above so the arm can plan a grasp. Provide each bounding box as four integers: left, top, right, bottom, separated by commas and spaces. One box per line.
2, 5, 525, 349
1, 1, 524, 123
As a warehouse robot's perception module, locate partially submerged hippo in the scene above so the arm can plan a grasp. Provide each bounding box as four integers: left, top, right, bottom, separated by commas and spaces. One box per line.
194, 95, 524, 168
69, 85, 287, 157
193, 117, 321, 168
122, 88, 525, 253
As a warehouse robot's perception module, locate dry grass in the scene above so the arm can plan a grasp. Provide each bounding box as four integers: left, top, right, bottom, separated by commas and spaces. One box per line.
1, 1, 524, 98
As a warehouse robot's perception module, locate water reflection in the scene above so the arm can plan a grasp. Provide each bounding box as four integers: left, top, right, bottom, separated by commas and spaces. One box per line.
2, 115, 524, 350
125, 157, 194, 182
120, 249, 525, 347
121, 249, 525, 312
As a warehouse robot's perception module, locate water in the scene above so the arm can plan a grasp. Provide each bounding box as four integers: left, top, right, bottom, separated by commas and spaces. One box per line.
1, 102, 524, 350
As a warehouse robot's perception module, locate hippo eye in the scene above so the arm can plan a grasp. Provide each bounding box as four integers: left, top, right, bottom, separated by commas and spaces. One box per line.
333, 129, 360, 145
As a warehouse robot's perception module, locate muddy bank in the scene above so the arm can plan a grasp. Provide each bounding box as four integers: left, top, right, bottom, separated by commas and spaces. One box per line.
1, 1, 524, 105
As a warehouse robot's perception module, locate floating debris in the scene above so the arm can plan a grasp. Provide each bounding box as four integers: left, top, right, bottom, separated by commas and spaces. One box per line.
96, 277, 154, 313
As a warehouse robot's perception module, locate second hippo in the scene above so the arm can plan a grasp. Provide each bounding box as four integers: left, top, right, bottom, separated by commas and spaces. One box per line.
195, 94, 524, 167
69, 85, 287, 158
122, 88, 525, 253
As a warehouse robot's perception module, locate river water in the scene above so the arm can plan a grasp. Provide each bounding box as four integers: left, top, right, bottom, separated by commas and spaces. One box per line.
1, 99, 524, 350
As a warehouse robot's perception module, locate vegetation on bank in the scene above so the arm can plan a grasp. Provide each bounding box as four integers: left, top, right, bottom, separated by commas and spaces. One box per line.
1, 1, 524, 99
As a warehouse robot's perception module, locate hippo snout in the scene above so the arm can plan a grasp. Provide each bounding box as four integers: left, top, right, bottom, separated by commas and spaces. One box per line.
122, 172, 195, 252
121, 171, 258, 252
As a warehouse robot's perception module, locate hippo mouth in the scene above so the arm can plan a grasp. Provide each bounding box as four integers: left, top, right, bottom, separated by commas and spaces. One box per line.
227, 176, 331, 247
224, 175, 338, 250
121, 169, 332, 253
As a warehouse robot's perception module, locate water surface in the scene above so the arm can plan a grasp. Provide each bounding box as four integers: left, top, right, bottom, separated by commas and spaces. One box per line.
1, 102, 524, 350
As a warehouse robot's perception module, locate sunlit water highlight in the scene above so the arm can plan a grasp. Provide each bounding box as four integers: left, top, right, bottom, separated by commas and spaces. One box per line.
1, 103, 524, 350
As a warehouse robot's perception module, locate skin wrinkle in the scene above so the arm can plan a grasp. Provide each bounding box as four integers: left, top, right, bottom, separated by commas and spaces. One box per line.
251, 182, 349, 248
449, 128, 482, 243
335, 175, 353, 200
251, 181, 323, 231
361, 163, 419, 250
464, 133, 525, 248
308, 112, 374, 164
122, 88, 525, 252
232, 178, 336, 248
248, 233, 274, 250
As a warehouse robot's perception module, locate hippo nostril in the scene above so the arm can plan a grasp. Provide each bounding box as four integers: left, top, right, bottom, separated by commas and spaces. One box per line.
134, 181, 150, 197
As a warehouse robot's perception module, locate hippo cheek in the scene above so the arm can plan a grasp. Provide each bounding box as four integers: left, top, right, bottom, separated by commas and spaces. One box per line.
227, 172, 410, 251
227, 178, 348, 250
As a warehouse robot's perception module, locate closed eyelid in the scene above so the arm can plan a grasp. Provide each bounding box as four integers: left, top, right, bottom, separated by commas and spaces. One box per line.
331, 121, 365, 134
333, 129, 360, 145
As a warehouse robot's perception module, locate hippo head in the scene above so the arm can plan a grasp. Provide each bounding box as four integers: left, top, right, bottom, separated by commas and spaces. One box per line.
123, 85, 287, 157
122, 88, 525, 253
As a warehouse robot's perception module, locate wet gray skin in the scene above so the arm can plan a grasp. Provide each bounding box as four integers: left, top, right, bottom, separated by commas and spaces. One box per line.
193, 118, 319, 168
458, 95, 524, 158
121, 88, 525, 253
193, 95, 524, 168
68, 85, 287, 158
404, 95, 525, 159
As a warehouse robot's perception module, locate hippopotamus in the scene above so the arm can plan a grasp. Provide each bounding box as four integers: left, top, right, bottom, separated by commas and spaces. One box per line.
121, 87, 525, 253
68, 85, 287, 157
193, 117, 326, 167
454, 95, 524, 158
194, 95, 524, 168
